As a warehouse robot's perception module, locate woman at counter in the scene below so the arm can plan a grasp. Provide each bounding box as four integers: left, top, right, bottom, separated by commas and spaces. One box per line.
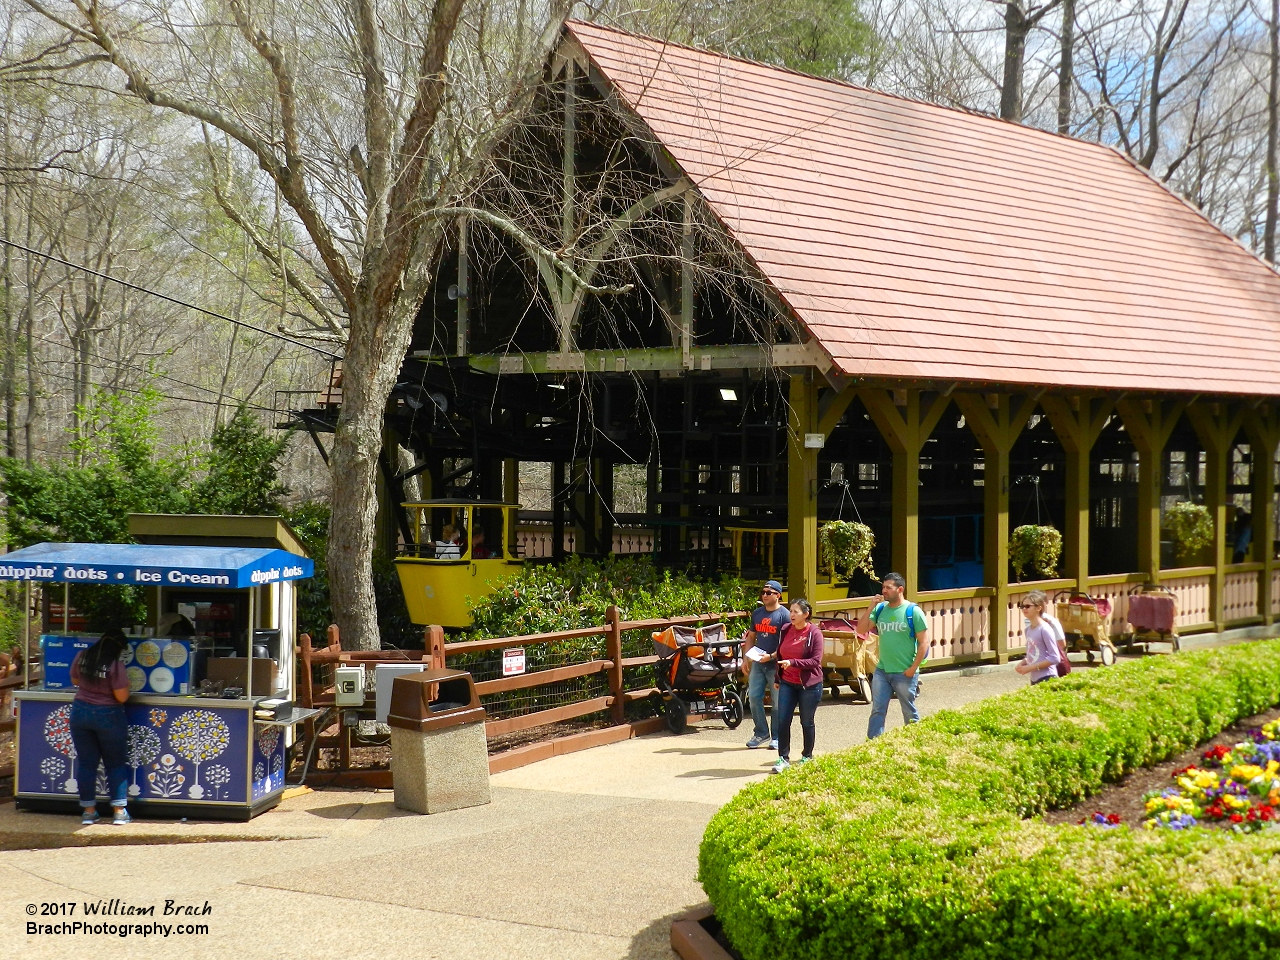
69, 630, 131, 825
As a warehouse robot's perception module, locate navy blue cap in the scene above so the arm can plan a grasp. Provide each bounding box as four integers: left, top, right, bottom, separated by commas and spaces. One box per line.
764, 580, 783, 593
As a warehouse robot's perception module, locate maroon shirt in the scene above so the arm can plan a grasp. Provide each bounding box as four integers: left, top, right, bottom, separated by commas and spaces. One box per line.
71, 650, 128, 706
777, 624, 824, 686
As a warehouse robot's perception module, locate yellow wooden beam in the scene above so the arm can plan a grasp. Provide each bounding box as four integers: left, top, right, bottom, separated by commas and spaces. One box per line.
954, 393, 1037, 663
1187, 401, 1247, 628
1041, 395, 1115, 592
1244, 407, 1280, 623
787, 373, 820, 600
1117, 398, 1187, 583
859, 388, 952, 594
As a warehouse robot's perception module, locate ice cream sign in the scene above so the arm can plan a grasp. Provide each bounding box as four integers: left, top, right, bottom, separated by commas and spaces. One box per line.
0, 544, 313, 588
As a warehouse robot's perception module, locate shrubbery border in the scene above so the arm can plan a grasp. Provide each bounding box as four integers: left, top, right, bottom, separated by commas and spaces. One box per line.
699, 641, 1280, 959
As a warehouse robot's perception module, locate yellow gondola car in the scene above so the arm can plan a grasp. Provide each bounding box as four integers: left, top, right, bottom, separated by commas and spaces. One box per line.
394, 500, 522, 627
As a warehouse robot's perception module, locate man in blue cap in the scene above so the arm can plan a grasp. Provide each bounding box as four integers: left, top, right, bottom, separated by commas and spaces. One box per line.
743, 579, 788, 749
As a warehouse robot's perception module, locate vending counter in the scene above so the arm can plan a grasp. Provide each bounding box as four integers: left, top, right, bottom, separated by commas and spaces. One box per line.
13, 690, 294, 820
2, 540, 314, 821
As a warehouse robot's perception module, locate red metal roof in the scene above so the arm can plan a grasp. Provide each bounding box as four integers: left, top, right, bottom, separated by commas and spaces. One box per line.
566, 20, 1280, 396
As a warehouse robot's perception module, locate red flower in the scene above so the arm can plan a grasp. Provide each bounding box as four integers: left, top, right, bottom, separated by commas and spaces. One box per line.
1106, 813, 1122, 824
1230, 813, 1244, 823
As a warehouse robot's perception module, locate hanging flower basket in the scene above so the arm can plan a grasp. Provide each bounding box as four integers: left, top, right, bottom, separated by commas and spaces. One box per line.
1163, 501, 1213, 561
818, 521, 876, 581
1009, 524, 1062, 580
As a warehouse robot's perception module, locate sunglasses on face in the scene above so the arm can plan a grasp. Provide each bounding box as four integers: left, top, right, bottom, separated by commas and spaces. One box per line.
1019, 602, 1038, 609
761, 589, 779, 596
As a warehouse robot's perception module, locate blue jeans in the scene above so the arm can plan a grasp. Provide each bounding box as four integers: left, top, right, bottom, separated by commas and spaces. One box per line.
747, 660, 778, 741
69, 700, 128, 808
867, 667, 920, 739
776, 680, 822, 760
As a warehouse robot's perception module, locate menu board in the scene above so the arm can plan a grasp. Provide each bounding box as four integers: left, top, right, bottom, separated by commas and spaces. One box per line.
123, 638, 191, 695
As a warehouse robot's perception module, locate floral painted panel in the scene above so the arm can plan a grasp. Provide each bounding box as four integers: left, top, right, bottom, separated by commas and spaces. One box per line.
252, 722, 286, 800
16, 698, 271, 805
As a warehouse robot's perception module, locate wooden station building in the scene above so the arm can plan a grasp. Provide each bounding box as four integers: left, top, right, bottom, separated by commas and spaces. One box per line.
293, 22, 1280, 665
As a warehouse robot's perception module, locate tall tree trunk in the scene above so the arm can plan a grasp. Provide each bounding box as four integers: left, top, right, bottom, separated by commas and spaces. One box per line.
1000, 3, 1031, 122
1266, 0, 1279, 262
326, 283, 429, 650
1057, 0, 1075, 135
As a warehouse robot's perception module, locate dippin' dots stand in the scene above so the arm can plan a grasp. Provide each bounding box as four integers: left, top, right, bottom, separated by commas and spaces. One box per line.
5, 538, 314, 821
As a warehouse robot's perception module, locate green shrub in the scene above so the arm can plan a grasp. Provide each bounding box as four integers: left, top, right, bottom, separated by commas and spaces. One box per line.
700, 641, 1280, 959
1009, 523, 1062, 579
465, 555, 752, 639
1164, 500, 1214, 561
818, 520, 876, 580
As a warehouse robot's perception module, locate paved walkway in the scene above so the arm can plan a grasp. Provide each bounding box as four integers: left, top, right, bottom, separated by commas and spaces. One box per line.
3, 665, 1027, 959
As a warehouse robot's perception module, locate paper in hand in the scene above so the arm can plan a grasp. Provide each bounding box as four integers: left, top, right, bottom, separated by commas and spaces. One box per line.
745, 646, 770, 663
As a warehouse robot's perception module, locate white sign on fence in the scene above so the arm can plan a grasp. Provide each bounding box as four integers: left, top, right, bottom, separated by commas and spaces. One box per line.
502, 647, 526, 677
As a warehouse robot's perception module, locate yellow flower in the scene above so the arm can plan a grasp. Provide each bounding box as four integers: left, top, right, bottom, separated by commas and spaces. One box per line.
1231, 764, 1264, 783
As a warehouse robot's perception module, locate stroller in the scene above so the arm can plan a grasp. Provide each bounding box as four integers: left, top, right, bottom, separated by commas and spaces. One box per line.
652, 623, 745, 734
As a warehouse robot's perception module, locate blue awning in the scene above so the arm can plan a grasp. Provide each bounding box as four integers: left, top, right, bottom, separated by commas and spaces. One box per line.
0, 542, 313, 589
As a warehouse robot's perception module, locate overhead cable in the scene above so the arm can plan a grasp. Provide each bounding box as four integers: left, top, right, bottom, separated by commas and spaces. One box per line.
0, 236, 343, 361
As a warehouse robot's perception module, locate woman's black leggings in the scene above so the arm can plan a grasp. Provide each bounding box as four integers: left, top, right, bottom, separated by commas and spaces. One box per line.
776, 680, 821, 760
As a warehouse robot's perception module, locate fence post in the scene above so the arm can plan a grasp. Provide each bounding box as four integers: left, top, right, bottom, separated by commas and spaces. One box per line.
606, 605, 625, 724
425, 624, 446, 670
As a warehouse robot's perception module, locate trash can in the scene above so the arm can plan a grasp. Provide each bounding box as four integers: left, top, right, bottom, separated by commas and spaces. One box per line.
386, 668, 490, 814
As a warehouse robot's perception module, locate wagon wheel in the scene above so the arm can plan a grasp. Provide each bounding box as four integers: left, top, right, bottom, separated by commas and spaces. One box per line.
1099, 642, 1117, 667
666, 697, 688, 734
1085, 649, 1095, 664
857, 676, 873, 704
828, 682, 842, 699
723, 689, 744, 730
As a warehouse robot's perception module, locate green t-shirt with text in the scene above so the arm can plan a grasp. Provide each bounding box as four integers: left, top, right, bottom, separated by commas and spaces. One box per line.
872, 601, 928, 673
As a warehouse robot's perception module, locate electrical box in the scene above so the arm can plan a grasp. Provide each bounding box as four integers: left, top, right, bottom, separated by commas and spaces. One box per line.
334, 664, 366, 707
374, 664, 431, 723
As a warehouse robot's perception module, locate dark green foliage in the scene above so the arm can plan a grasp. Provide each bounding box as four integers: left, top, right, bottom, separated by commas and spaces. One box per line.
186, 406, 290, 515
465, 555, 753, 639
700, 642, 1280, 960
0, 389, 294, 632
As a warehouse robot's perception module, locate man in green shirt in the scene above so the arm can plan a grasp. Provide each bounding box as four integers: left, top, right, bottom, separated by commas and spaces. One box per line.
857, 572, 928, 739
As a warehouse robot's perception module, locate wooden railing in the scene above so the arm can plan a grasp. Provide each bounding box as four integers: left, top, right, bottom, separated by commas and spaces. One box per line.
814, 586, 999, 667
1005, 579, 1077, 652
1157, 567, 1214, 631
442, 606, 747, 737
1221, 563, 1263, 622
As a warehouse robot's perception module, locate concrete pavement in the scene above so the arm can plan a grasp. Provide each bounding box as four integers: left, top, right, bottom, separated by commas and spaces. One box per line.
3, 664, 1028, 959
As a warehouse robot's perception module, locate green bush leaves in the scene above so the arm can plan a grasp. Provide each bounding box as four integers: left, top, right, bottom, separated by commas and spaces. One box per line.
700, 642, 1280, 959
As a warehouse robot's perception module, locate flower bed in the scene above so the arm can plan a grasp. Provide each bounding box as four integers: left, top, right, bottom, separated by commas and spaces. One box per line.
1145, 720, 1280, 831
699, 640, 1280, 960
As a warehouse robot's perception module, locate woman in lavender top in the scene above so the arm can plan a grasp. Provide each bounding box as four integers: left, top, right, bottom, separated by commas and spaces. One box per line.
1014, 590, 1064, 685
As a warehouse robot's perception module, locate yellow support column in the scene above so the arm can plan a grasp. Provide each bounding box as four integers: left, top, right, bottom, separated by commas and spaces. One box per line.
1188, 402, 1246, 630
1117, 399, 1187, 584
1245, 408, 1280, 624
1041, 395, 1115, 593
860, 388, 953, 597
787, 373, 819, 601
503, 459, 519, 504
954, 393, 1038, 663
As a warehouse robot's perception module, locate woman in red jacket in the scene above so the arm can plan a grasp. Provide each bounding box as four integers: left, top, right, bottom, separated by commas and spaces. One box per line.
771, 598, 824, 774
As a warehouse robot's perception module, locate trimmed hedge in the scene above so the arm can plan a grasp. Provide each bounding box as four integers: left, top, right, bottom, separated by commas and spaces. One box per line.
700, 641, 1280, 959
